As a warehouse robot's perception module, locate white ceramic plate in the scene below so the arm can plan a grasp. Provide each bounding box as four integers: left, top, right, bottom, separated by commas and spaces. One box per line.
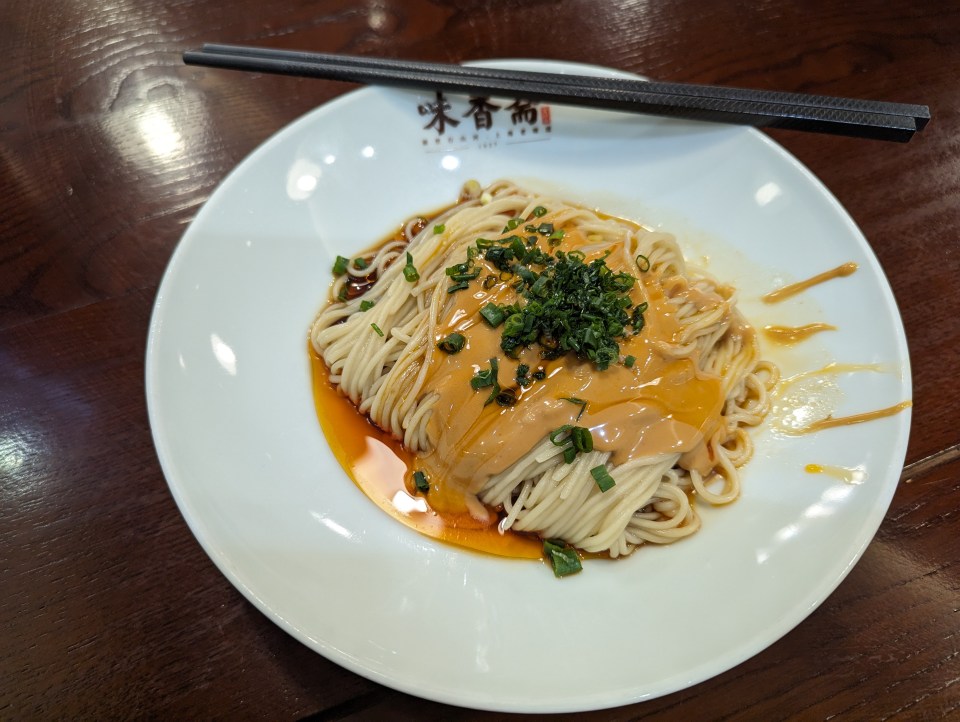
146, 60, 911, 712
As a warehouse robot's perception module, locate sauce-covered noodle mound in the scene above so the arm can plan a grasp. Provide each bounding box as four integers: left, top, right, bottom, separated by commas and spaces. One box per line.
311, 180, 777, 572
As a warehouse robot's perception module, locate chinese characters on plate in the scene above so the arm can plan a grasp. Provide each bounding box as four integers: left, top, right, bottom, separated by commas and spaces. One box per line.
417, 91, 552, 151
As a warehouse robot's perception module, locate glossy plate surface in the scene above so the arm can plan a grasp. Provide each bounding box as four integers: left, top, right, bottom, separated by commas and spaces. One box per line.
146, 60, 911, 712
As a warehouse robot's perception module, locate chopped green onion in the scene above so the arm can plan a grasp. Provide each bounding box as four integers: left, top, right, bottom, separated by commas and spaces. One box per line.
480, 303, 506, 327
502, 218, 522, 232
543, 539, 582, 577
624, 355, 636, 368
571, 426, 594, 453
450, 268, 482, 282
479, 358, 501, 405
359, 299, 375, 312
516, 363, 532, 387
549, 424, 593, 462
413, 470, 429, 492
371, 323, 384, 337
635, 254, 651, 272
337, 286, 348, 302
437, 333, 466, 354
471, 372, 495, 390
448, 233, 641, 371
549, 424, 573, 445
470, 358, 500, 406
548, 229, 565, 241
515, 265, 537, 285
528, 274, 549, 297
590, 465, 616, 492
562, 396, 588, 421
403, 252, 419, 283
447, 280, 470, 293
433, 224, 445, 234
532, 206, 548, 217
495, 387, 518, 406
611, 273, 635, 292
502, 313, 525, 337
353, 257, 368, 270
333, 255, 349, 275
631, 302, 649, 334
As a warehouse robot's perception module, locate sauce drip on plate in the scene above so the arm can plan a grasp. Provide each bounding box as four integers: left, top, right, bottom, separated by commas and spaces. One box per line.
762, 323, 836, 345
762, 262, 858, 303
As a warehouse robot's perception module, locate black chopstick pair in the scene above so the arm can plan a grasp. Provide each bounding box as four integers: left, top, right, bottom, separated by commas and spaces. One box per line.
183, 43, 929, 142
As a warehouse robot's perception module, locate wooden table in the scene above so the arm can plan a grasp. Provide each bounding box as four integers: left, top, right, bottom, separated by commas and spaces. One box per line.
3, 1, 958, 718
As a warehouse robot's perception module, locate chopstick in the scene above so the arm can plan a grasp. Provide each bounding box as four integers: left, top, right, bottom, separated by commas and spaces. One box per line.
183, 44, 929, 142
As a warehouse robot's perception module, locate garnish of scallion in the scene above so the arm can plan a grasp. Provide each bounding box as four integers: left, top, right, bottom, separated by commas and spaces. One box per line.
480, 303, 506, 327
549, 424, 594, 463
437, 333, 466, 354
470, 358, 501, 405
561, 396, 588, 421
590, 465, 616, 492
403, 252, 419, 283
413, 470, 429, 493
543, 539, 582, 577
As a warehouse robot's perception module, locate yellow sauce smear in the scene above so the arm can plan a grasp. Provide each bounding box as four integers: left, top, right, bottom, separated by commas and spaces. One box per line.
310, 345, 543, 559
763, 323, 836, 345
762, 262, 858, 303
804, 463, 866, 484
797, 400, 912, 434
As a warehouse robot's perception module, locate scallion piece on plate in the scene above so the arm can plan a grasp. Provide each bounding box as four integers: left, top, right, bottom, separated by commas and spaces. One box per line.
543, 539, 582, 577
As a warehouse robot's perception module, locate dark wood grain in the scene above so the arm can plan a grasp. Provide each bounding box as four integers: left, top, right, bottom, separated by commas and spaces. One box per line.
2, 0, 958, 718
